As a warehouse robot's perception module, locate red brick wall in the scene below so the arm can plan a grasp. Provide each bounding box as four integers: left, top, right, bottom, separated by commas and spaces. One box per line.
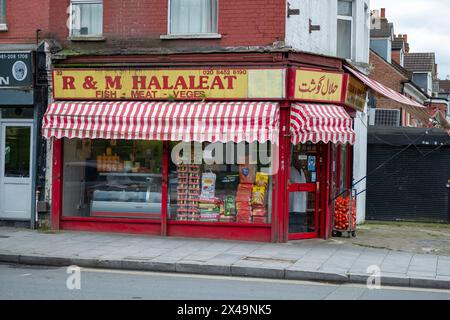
0, 0, 50, 44
21, 0, 286, 48
391, 50, 401, 66
103, 0, 286, 46
369, 51, 407, 112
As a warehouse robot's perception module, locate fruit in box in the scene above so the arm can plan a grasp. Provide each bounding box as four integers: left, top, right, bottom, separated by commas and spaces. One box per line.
334, 196, 357, 230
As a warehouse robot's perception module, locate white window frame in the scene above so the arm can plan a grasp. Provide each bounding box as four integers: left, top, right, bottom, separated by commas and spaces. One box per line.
337, 0, 354, 60
163, 0, 220, 39
0, 0, 7, 31
69, 0, 103, 39
364, 3, 370, 62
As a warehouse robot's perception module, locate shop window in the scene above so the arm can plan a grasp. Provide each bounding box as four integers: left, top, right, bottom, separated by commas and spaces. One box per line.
70, 0, 103, 37
290, 142, 319, 184
4, 126, 31, 178
62, 139, 163, 219
337, 0, 354, 60
168, 141, 273, 224
1, 107, 34, 119
169, 0, 218, 35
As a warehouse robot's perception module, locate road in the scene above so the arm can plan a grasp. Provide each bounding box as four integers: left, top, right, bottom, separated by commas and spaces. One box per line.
1, 263, 450, 300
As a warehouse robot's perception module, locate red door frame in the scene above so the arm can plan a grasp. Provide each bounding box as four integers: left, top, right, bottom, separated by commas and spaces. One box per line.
286, 141, 327, 241
287, 182, 320, 240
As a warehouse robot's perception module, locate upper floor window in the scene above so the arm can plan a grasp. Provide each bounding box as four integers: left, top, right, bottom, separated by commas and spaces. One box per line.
70, 0, 103, 37
337, 0, 353, 59
169, 0, 218, 35
0, 0, 6, 25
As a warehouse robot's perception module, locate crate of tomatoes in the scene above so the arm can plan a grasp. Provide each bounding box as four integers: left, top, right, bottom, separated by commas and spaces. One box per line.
332, 189, 357, 238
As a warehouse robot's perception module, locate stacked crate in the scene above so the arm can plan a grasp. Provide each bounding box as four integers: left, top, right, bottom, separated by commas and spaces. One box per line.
176, 164, 201, 221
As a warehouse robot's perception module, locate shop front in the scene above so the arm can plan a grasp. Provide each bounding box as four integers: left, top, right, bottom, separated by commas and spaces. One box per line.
0, 51, 36, 226
43, 56, 364, 242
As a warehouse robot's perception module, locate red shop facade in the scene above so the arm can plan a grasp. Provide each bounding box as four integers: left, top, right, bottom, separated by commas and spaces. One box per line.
44, 51, 367, 243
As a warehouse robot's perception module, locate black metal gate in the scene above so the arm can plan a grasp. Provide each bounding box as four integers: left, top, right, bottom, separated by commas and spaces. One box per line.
366, 127, 450, 223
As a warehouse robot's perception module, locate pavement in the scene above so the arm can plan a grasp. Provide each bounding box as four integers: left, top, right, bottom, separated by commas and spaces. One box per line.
1, 226, 450, 290
2, 263, 450, 300
339, 221, 450, 256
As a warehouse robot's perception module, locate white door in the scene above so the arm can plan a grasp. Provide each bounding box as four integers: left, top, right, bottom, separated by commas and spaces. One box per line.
0, 123, 33, 219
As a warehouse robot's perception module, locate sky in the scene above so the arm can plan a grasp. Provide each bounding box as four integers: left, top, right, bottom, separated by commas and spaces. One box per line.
371, 0, 450, 79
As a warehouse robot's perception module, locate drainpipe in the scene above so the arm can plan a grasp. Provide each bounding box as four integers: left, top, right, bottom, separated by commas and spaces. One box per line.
35, 190, 40, 228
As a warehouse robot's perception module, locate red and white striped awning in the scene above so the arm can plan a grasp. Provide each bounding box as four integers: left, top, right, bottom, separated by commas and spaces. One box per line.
290, 103, 356, 145
345, 66, 431, 123
42, 101, 280, 143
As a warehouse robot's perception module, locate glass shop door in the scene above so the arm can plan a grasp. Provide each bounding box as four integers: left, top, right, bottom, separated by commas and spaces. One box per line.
288, 142, 321, 240
0, 123, 33, 220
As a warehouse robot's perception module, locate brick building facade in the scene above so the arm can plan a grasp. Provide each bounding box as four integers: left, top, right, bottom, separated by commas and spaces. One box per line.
1, 0, 285, 48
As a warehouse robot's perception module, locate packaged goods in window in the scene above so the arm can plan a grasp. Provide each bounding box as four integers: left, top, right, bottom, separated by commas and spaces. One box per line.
252, 208, 268, 217
199, 203, 220, 212
224, 195, 237, 216
255, 172, 269, 188
198, 196, 222, 222
200, 172, 216, 199
251, 186, 266, 207
237, 210, 252, 223
236, 183, 253, 223
239, 162, 256, 184
176, 164, 202, 221
236, 184, 253, 202
219, 214, 236, 223
252, 216, 268, 224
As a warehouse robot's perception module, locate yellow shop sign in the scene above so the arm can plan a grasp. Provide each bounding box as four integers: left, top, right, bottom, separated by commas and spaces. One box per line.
52, 68, 286, 100
293, 69, 346, 103
344, 75, 367, 112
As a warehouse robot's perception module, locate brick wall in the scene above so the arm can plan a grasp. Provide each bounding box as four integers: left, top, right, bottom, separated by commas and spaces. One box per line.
2, 1, 286, 48
391, 50, 401, 66
0, 0, 50, 44
102, 0, 285, 46
369, 50, 407, 112
43, 0, 286, 48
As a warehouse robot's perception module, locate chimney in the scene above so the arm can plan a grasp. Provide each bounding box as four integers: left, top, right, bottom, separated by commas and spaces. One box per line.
381, 8, 386, 18
402, 34, 410, 53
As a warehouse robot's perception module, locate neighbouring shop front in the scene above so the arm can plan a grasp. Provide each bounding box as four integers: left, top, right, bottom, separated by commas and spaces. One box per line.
43, 53, 366, 242
0, 51, 37, 227
367, 126, 450, 223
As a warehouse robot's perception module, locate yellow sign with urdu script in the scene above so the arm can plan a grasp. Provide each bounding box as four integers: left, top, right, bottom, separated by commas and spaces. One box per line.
294, 69, 345, 103
53, 68, 286, 100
